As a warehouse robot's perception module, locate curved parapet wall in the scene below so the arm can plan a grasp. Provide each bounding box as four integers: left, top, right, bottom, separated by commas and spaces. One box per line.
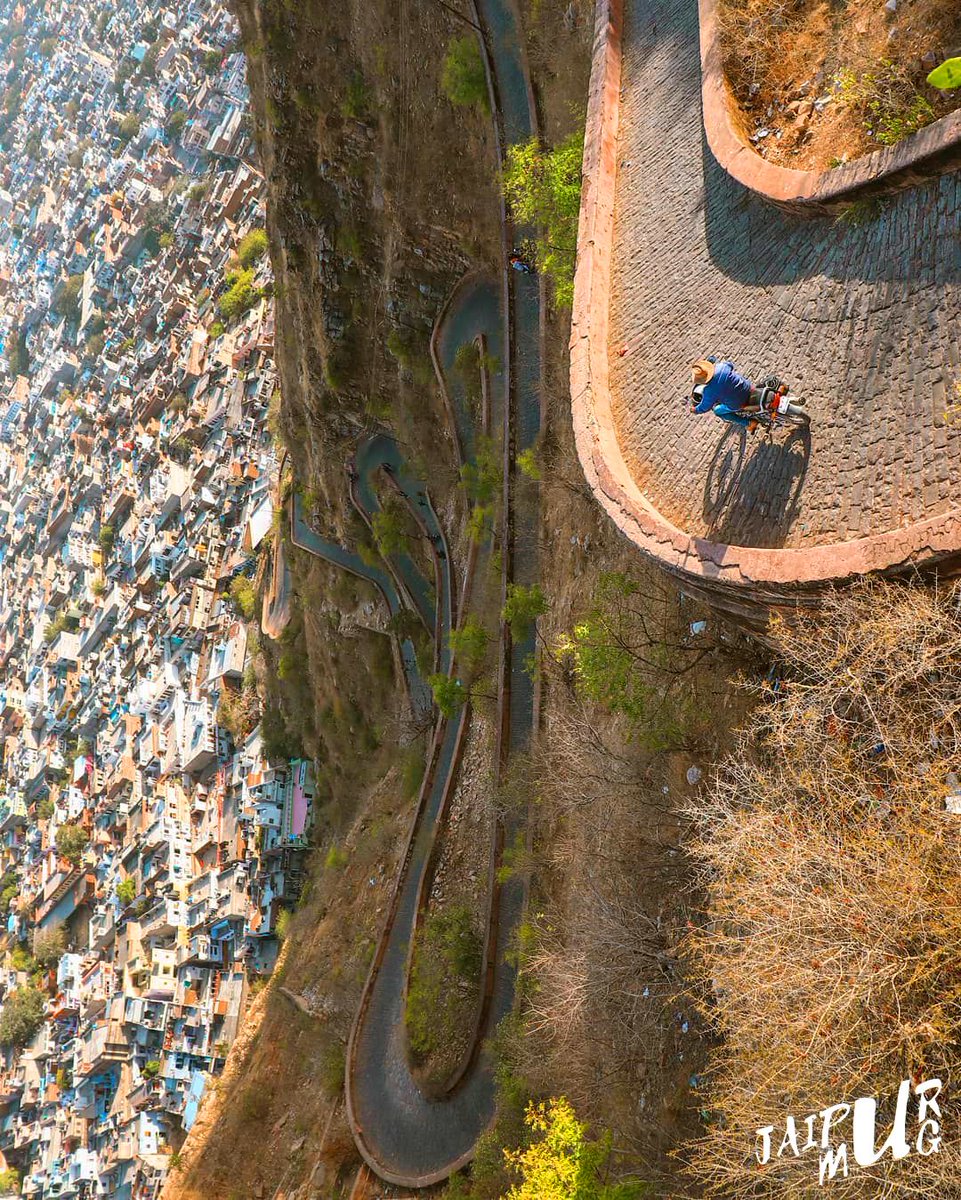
697, 0, 961, 213
570, 0, 961, 610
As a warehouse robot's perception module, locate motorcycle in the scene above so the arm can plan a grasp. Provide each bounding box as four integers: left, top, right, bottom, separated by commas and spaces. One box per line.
687, 373, 810, 433
752, 375, 810, 433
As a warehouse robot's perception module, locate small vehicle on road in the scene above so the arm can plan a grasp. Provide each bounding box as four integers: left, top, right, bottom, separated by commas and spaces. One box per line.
688, 357, 809, 435
751, 378, 810, 433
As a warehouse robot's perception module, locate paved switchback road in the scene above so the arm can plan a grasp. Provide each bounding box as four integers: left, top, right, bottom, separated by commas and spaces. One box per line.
610, 0, 961, 552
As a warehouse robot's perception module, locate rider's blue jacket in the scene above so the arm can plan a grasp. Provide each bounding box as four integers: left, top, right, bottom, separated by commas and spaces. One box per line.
693, 360, 753, 413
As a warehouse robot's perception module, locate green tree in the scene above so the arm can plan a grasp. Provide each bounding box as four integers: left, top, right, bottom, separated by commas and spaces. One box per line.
458, 436, 500, 505
7, 324, 28, 376
440, 36, 488, 110
118, 112, 141, 144
555, 573, 706, 750
503, 132, 584, 307
502, 583, 547, 641
55, 823, 88, 868
371, 502, 409, 558
165, 109, 187, 142
428, 673, 468, 718
33, 926, 66, 969
142, 1059, 160, 1079
116, 878, 136, 907
98, 524, 115, 556
448, 616, 489, 672
0, 1166, 20, 1194
44, 609, 69, 644
229, 575, 257, 620
237, 228, 268, 267
0, 879, 17, 912
504, 1097, 647, 1200
0, 984, 45, 1049
219, 268, 261, 323
53, 274, 84, 323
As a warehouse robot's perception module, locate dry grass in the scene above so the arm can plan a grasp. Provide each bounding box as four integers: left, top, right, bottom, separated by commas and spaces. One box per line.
683, 579, 961, 1197
717, 0, 961, 167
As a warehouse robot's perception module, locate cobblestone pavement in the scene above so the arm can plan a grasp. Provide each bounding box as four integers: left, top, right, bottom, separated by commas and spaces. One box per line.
609, 0, 961, 549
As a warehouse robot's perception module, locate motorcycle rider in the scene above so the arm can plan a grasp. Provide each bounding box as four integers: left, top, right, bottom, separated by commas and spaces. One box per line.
689, 357, 762, 432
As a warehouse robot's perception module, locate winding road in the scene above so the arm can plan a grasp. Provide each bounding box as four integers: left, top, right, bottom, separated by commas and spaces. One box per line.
283, 1, 543, 1183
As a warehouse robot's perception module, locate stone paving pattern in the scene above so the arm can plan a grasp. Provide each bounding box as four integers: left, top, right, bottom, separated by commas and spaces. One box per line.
609, 0, 961, 550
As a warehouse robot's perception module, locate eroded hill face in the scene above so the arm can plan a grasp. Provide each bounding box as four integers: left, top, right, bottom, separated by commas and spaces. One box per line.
235, 0, 500, 531
160, 2, 503, 1198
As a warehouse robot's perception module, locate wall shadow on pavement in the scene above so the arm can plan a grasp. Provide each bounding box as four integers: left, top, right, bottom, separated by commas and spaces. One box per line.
697, 126, 961, 292
702, 423, 811, 549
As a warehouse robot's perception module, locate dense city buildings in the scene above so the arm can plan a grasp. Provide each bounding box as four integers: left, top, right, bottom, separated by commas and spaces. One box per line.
0, 1, 309, 1195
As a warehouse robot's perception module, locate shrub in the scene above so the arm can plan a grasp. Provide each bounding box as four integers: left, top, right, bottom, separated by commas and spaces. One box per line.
341, 70, 371, 119
556, 572, 704, 750
142, 1059, 160, 1079
0, 880, 17, 912
371, 502, 409, 558
684, 580, 961, 1197
55, 823, 88, 868
0, 1166, 20, 1194
503, 1097, 648, 1199
324, 844, 348, 871
320, 1041, 345, 1098
458, 436, 500, 506
837, 60, 935, 147
98, 524, 115, 555
503, 133, 584, 307
516, 448, 541, 481
44, 609, 69, 644
401, 748, 425, 800
236, 228, 268, 267
116, 878, 136, 907
0, 985, 44, 1048
441, 36, 488, 110
9, 946, 33, 973
274, 907, 291, 940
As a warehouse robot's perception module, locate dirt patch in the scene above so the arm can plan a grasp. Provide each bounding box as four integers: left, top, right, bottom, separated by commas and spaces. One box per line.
717, 0, 961, 168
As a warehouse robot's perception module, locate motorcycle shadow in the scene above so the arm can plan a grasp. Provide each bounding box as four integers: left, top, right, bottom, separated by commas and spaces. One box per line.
702, 423, 811, 549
